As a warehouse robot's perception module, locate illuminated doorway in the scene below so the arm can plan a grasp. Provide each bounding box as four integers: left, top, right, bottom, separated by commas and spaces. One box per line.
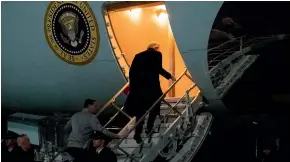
103, 1, 198, 99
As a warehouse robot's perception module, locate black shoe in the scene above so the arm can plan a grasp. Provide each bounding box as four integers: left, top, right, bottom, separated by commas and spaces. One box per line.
133, 135, 142, 144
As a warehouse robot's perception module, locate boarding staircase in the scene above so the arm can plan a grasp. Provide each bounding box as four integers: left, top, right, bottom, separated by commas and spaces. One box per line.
50, 68, 212, 162
50, 34, 287, 162
208, 34, 288, 98
208, 35, 283, 69
94, 34, 288, 162
95, 68, 212, 162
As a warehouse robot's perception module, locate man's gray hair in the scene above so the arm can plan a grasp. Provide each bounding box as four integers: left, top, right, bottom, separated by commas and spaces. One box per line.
147, 41, 160, 50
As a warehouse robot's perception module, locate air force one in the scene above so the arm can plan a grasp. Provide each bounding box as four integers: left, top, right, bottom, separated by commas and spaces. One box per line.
2, 1, 289, 162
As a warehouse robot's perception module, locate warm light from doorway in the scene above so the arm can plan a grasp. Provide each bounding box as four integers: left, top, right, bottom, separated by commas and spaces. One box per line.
130, 8, 142, 14
158, 12, 168, 20
127, 8, 142, 20
156, 9, 168, 24
156, 5, 166, 10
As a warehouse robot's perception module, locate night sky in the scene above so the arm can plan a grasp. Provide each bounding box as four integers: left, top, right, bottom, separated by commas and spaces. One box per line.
214, 1, 290, 36
194, 2, 290, 162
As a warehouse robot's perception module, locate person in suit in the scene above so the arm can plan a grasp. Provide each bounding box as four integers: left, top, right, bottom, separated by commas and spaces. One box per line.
64, 99, 128, 162
124, 41, 176, 143
2, 131, 20, 162
15, 134, 35, 162
86, 131, 117, 162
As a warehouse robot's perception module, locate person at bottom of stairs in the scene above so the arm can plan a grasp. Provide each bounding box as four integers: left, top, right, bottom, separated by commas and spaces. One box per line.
64, 99, 128, 162
86, 131, 117, 162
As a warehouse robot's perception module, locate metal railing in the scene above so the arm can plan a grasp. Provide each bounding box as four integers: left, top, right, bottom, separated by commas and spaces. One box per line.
48, 82, 131, 162
49, 70, 195, 161
208, 34, 287, 70
122, 87, 199, 162
96, 82, 129, 117
208, 34, 289, 98
208, 34, 288, 76
107, 34, 290, 162
121, 53, 131, 69
98, 68, 197, 162
98, 33, 289, 162
47, 68, 193, 162
208, 36, 246, 69
103, 8, 132, 80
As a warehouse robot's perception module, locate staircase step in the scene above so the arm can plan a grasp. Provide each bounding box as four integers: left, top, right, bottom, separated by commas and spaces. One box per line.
144, 114, 179, 124
119, 143, 152, 148
160, 109, 185, 115
164, 97, 182, 103
160, 103, 186, 110
114, 100, 188, 162
142, 123, 170, 128
118, 156, 142, 162
114, 120, 164, 162
120, 136, 160, 146
144, 113, 178, 119
115, 135, 161, 161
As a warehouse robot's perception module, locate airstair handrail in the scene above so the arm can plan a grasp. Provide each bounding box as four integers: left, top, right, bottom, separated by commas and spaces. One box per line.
48, 85, 131, 162
208, 35, 246, 52
208, 40, 242, 65
113, 68, 188, 147
208, 34, 285, 55
121, 53, 131, 69
208, 36, 246, 66
91, 68, 194, 162
98, 67, 195, 123
208, 34, 289, 69
185, 71, 194, 82
120, 84, 199, 162
50, 68, 195, 162
49, 34, 285, 162
147, 85, 198, 141
96, 82, 130, 117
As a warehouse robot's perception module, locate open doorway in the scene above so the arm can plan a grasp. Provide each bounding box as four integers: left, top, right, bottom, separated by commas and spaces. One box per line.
103, 1, 199, 99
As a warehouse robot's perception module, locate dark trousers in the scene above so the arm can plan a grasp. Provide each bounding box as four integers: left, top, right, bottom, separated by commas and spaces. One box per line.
124, 88, 162, 138
134, 101, 160, 137
66, 147, 86, 162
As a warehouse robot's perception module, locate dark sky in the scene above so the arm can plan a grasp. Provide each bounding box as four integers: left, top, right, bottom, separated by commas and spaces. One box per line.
223, 39, 290, 114
201, 3, 290, 162
214, 1, 290, 36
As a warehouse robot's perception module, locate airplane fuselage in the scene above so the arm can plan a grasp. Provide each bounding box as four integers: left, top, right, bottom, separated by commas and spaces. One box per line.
1, 1, 224, 113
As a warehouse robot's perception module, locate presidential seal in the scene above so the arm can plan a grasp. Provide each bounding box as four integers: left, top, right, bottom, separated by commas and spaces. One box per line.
44, 1, 100, 65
